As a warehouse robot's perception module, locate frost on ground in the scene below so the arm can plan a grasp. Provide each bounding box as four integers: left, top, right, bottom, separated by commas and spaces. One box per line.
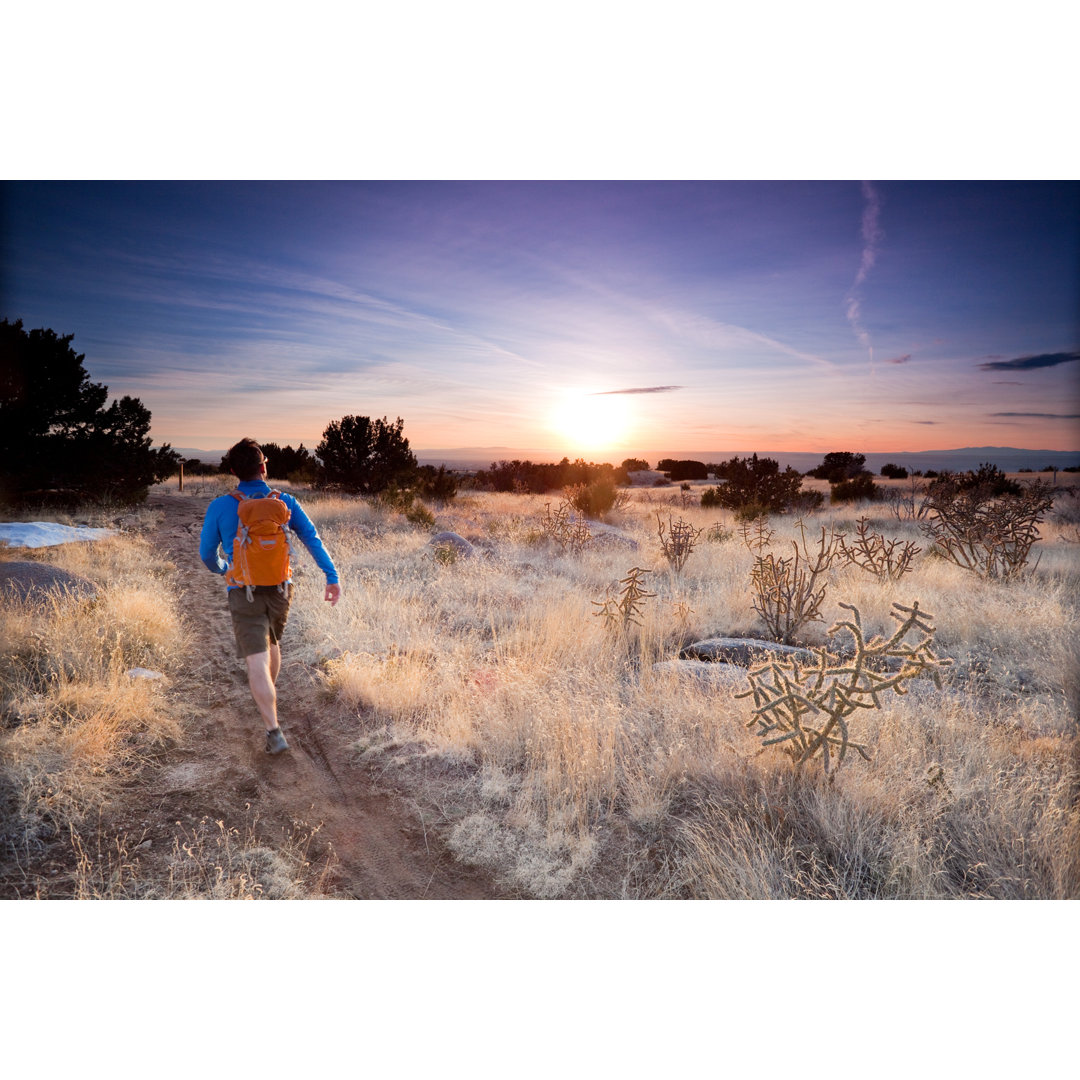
0, 522, 117, 548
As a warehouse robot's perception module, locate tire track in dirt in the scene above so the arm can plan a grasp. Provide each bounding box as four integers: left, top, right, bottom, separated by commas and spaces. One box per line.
150, 493, 500, 899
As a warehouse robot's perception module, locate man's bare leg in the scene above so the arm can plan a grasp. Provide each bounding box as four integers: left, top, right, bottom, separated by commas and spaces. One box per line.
245, 649, 279, 731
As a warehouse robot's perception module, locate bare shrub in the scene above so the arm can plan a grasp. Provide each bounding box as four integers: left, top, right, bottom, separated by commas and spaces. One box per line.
919, 479, 1055, 579
885, 475, 931, 524
739, 601, 951, 772
839, 517, 921, 581
741, 517, 844, 644
655, 512, 702, 573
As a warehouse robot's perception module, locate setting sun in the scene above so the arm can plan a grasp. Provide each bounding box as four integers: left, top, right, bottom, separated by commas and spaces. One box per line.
548, 390, 633, 455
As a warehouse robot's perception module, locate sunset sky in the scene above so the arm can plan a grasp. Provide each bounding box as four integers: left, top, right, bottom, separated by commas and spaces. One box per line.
3, 180, 1077, 458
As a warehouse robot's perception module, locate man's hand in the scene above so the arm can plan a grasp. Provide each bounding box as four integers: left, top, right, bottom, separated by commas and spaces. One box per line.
325, 583, 342, 607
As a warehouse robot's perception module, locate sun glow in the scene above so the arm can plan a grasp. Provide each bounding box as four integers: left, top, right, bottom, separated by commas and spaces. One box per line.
548, 390, 633, 455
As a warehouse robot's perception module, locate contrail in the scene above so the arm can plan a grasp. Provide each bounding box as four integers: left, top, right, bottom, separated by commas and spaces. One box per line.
845, 181, 882, 368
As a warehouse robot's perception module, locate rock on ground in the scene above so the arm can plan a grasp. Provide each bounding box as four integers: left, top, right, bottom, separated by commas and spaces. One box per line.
680, 637, 819, 667
429, 531, 478, 558
0, 561, 99, 607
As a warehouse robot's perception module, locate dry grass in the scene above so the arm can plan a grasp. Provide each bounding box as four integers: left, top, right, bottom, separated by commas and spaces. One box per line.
293, 485, 1079, 899
5, 477, 1076, 900
62, 812, 334, 899
0, 533, 191, 877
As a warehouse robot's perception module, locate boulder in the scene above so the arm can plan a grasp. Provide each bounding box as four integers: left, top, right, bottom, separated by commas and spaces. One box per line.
0, 561, 98, 608
429, 531, 477, 558
584, 522, 639, 550
680, 637, 819, 668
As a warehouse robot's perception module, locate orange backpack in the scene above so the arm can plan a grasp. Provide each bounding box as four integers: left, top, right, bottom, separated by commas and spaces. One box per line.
225, 490, 294, 600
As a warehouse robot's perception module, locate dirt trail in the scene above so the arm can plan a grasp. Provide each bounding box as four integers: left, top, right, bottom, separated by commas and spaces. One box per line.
146, 492, 500, 899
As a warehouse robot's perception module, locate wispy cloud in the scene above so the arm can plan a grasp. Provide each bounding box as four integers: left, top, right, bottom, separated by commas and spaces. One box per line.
911, 420, 939, 425
992, 412, 1080, 419
591, 386, 683, 395
978, 350, 1080, 371
845, 181, 883, 357
885, 354, 912, 365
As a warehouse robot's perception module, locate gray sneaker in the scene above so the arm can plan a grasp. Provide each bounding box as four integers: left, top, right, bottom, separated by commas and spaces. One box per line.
265, 726, 289, 755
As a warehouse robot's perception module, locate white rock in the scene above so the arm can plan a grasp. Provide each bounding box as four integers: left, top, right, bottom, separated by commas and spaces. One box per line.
126, 668, 165, 680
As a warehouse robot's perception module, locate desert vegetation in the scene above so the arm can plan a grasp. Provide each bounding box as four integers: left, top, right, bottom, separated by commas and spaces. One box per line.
3, 464, 1078, 899
292, 477, 1079, 898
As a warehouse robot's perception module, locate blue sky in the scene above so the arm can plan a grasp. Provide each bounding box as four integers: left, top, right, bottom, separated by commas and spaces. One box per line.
3, 180, 1077, 457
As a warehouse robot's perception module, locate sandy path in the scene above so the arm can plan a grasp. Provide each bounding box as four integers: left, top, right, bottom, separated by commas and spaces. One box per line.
149, 492, 500, 899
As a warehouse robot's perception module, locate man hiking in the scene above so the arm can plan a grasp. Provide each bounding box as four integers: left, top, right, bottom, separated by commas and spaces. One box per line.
199, 438, 341, 755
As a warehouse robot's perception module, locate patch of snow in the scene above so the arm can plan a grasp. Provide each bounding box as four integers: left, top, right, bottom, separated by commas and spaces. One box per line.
0, 522, 117, 548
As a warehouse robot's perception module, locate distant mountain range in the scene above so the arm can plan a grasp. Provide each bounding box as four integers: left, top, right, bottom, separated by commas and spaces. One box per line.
167, 445, 1080, 474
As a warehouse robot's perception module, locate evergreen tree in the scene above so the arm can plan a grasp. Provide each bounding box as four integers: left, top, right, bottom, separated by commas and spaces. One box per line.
315, 415, 418, 494
0, 318, 178, 504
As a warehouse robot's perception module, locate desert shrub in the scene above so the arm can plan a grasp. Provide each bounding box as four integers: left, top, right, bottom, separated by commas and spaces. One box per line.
655, 513, 702, 573
739, 601, 951, 772
658, 459, 709, 481
831, 474, 879, 503
705, 521, 734, 543
919, 478, 1055, 579
405, 502, 436, 528
741, 518, 844, 644
708, 454, 804, 514
928, 463, 1021, 499
839, 517, 921, 581
807, 452, 868, 483
733, 501, 771, 522
567, 479, 627, 519
885, 477, 931, 523
788, 490, 826, 514
416, 464, 458, 504
880, 463, 909, 479
621, 458, 650, 472
540, 496, 592, 553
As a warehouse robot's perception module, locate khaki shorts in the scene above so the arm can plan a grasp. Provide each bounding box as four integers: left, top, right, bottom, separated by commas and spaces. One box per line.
227, 584, 294, 659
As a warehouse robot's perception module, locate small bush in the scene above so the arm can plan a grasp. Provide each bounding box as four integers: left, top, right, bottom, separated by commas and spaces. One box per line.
406, 502, 436, 528
567, 479, 627, 519
831, 474, 879, 503
788, 490, 826, 514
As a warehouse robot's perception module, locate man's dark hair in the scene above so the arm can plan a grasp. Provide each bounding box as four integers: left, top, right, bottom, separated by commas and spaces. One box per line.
226, 438, 265, 481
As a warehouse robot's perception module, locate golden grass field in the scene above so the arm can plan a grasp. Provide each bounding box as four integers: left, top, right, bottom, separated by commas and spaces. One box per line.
2, 473, 1078, 898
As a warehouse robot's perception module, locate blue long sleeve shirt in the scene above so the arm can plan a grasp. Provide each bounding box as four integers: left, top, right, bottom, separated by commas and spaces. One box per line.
199, 480, 339, 588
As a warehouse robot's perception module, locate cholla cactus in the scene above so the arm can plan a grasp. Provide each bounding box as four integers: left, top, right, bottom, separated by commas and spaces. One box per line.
839, 517, 921, 581
656, 512, 702, 573
743, 519, 844, 645
919, 480, 1054, 579
738, 601, 951, 772
593, 567, 656, 631
541, 497, 592, 554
